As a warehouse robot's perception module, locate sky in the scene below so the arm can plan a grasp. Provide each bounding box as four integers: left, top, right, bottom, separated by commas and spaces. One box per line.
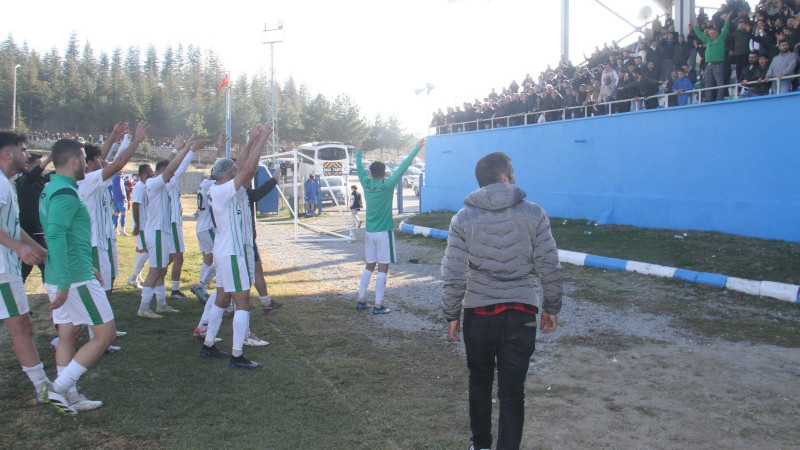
6, 0, 672, 136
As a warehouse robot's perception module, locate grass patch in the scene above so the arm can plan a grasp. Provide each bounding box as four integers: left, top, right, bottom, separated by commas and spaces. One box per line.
405, 211, 800, 285
0, 196, 472, 448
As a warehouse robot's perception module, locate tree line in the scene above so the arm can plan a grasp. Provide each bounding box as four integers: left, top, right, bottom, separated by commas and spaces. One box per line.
0, 33, 412, 152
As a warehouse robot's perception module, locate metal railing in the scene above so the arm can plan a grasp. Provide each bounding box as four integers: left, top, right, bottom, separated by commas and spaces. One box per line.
431, 73, 800, 134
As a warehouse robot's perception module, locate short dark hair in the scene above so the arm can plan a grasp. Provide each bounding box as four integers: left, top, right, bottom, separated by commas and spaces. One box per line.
84, 144, 101, 163
155, 159, 169, 172
369, 161, 385, 179
0, 132, 26, 153
51, 139, 84, 169
138, 164, 152, 177
475, 152, 512, 188
26, 153, 42, 165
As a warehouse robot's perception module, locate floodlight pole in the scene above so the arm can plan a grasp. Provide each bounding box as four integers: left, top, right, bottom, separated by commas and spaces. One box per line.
12, 64, 21, 131
262, 22, 284, 156
561, 0, 569, 61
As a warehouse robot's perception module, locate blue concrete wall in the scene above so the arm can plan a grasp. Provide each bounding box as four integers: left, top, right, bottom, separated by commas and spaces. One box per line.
422, 92, 800, 242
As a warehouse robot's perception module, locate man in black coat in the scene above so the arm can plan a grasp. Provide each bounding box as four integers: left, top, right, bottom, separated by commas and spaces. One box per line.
633, 67, 661, 109
15, 153, 52, 282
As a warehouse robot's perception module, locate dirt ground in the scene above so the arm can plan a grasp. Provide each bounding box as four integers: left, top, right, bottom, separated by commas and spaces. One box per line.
260, 213, 800, 450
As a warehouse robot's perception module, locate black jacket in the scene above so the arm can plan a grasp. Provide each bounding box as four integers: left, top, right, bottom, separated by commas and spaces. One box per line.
15, 165, 51, 236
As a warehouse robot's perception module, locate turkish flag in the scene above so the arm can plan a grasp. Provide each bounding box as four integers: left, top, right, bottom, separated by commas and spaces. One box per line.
217, 73, 230, 91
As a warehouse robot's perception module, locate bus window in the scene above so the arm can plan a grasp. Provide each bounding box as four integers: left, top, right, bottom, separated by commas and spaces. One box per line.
318, 147, 347, 161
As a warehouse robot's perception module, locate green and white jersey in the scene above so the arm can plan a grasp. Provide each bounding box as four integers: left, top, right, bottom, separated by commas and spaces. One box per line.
208, 179, 248, 257
0, 172, 22, 277
144, 174, 171, 233
196, 179, 215, 233
77, 169, 112, 249
167, 150, 194, 225
131, 180, 147, 229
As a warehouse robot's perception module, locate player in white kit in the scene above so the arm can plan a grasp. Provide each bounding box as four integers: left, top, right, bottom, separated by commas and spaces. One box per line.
200, 122, 272, 368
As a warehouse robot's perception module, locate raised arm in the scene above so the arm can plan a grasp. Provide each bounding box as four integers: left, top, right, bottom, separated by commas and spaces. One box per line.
172, 139, 201, 183
385, 137, 425, 186
215, 133, 228, 159
234, 122, 272, 190
161, 141, 194, 184
102, 122, 149, 180
99, 122, 128, 160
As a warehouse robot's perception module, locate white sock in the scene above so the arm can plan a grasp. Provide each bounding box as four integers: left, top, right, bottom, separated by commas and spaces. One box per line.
56, 365, 79, 396
232, 310, 250, 357
131, 252, 148, 279
155, 285, 167, 307
52, 360, 87, 394
260, 295, 271, 307
358, 269, 372, 300
171, 280, 180, 291
201, 263, 216, 286
375, 272, 387, 306
88, 327, 94, 340
198, 291, 217, 330
50, 336, 59, 348
204, 304, 225, 347
22, 363, 49, 392
140, 286, 154, 310
199, 263, 209, 283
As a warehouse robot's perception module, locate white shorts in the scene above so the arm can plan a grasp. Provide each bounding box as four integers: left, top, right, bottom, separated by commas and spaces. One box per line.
46, 280, 114, 326
365, 230, 397, 264
0, 276, 30, 320
170, 222, 185, 254
215, 248, 254, 293
92, 241, 117, 291
197, 228, 215, 254
135, 231, 148, 252
146, 230, 172, 268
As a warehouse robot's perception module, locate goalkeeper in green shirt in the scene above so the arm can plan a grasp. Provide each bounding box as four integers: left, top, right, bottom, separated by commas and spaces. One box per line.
354, 137, 425, 314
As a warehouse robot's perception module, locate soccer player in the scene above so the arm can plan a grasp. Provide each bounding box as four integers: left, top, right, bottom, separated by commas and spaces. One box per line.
78, 122, 143, 298
128, 164, 153, 288
166, 136, 198, 300
137, 139, 198, 318
200, 122, 272, 368
0, 132, 51, 405
355, 137, 425, 314
39, 138, 119, 415
191, 133, 227, 302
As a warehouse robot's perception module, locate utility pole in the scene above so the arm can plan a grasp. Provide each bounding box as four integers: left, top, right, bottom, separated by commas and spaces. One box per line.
262, 22, 284, 155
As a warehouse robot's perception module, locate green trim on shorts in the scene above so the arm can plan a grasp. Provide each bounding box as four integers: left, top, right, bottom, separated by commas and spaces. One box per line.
77, 284, 103, 325
231, 255, 243, 292
171, 222, 181, 253
139, 233, 147, 250
92, 247, 100, 270
107, 238, 115, 279
209, 228, 215, 241
244, 247, 252, 286
0, 282, 20, 318
387, 230, 395, 264
155, 230, 163, 267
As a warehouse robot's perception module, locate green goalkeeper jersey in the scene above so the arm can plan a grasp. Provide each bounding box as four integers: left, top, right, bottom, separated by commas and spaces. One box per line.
356, 145, 421, 233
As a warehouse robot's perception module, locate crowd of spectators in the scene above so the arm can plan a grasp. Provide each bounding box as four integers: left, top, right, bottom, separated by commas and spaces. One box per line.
431, 0, 800, 134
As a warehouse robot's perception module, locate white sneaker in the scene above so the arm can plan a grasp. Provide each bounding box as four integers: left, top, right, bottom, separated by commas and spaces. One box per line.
155, 304, 180, 314
105, 345, 122, 354
66, 389, 103, 411
42, 382, 77, 415
243, 333, 270, 347
127, 278, 142, 289
137, 309, 163, 319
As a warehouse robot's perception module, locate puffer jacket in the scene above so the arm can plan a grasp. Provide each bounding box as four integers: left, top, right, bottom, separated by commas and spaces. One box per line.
441, 183, 563, 321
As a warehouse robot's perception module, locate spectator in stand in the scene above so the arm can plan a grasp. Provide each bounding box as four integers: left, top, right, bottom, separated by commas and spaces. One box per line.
672, 68, 694, 105
542, 89, 564, 122
633, 67, 660, 110
598, 74, 617, 114
463, 103, 478, 131
601, 63, 619, 86
665, 70, 680, 106
583, 85, 601, 117
646, 39, 665, 77
682, 63, 698, 83
765, 39, 798, 92
665, 13, 675, 30
732, 20, 755, 81
642, 61, 660, 81
564, 86, 582, 119
695, 12, 733, 101
740, 52, 771, 96
509, 80, 519, 94
674, 34, 692, 69
698, 7, 710, 27
430, 110, 445, 134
